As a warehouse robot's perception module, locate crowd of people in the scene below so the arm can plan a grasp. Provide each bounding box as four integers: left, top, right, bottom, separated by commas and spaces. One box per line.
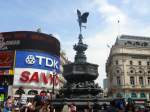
1, 92, 56, 112
0, 93, 149, 112
106, 98, 148, 112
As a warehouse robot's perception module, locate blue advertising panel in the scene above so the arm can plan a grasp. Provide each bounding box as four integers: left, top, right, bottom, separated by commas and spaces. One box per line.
0, 86, 8, 92
15, 51, 60, 73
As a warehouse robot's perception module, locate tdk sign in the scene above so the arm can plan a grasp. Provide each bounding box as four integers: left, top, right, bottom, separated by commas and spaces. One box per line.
25, 55, 59, 69
15, 51, 60, 73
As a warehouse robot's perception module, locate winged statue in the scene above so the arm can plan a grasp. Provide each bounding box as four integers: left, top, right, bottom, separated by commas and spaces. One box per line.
77, 9, 89, 34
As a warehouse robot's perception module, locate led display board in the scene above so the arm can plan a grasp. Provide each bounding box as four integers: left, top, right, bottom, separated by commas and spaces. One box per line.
0, 69, 14, 75
15, 51, 60, 73
0, 51, 14, 68
0, 31, 60, 56
13, 68, 59, 89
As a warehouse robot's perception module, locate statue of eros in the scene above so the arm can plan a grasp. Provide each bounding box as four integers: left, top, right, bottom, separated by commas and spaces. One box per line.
77, 9, 89, 34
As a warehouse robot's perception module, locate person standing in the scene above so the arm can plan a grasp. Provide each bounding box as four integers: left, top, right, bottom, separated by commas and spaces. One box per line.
69, 103, 76, 112
33, 94, 42, 112
62, 103, 69, 112
3, 96, 13, 112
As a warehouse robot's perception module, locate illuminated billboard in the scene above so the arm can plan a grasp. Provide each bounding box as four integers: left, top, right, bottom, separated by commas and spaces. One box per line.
15, 51, 60, 73
0, 51, 14, 68
0, 31, 60, 56
0, 69, 14, 75
13, 68, 59, 89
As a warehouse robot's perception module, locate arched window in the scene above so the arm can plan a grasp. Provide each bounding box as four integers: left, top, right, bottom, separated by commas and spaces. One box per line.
142, 42, 148, 47
130, 61, 133, 65
148, 77, 150, 85
140, 92, 146, 98
15, 89, 25, 95
28, 90, 38, 95
130, 77, 135, 85
139, 61, 142, 65
139, 77, 144, 85
127, 41, 132, 45
116, 76, 121, 85
131, 92, 137, 98
136, 42, 140, 46
147, 62, 150, 66
115, 60, 118, 65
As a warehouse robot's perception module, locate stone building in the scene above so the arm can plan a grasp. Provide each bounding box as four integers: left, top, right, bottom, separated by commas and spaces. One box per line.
106, 35, 150, 101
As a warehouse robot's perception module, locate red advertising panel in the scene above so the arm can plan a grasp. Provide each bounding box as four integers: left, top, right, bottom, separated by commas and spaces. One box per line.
0, 51, 14, 68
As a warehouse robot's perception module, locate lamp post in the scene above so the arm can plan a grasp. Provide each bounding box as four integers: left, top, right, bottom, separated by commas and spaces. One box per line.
49, 70, 58, 112
52, 70, 56, 94
51, 70, 57, 102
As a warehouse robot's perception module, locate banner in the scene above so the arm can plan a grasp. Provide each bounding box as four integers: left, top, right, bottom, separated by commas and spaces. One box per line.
15, 51, 60, 73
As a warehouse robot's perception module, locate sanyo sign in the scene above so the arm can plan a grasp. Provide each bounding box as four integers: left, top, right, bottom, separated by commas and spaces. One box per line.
15, 51, 60, 73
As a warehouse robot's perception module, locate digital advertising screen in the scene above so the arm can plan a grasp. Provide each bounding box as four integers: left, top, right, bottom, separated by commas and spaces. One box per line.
13, 68, 60, 89
15, 51, 60, 73
0, 69, 14, 75
0, 31, 60, 56
0, 51, 15, 68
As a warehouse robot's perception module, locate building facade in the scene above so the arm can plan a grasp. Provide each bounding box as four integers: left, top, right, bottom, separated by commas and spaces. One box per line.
106, 35, 150, 101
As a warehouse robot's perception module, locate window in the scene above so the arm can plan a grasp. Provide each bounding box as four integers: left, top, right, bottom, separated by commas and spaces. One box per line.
15, 89, 25, 95
130, 70, 134, 74
116, 93, 122, 97
139, 70, 142, 74
136, 42, 140, 46
147, 62, 150, 66
127, 41, 132, 45
28, 90, 38, 95
143, 42, 148, 47
148, 77, 150, 85
148, 70, 150, 74
116, 60, 118, 65
130, 77, 135, 85
117, 76, 121, 85
138, 61, 141, 65
139, 77, 144, 85
130, 61, 133, 65
140, 93, 146, 98
131, 92, 137, 98
116, 70, 120, 73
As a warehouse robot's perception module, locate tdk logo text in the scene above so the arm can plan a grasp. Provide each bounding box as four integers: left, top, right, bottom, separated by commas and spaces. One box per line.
25, 55, 59, 70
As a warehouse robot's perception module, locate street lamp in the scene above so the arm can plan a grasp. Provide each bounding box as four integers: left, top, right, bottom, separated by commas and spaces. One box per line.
51, 70, 57, 101
49, 70, 58, 112
52, 70, 56, 94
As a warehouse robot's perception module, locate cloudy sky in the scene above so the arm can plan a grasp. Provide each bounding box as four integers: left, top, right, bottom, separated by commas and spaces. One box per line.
1, 0, 150, 87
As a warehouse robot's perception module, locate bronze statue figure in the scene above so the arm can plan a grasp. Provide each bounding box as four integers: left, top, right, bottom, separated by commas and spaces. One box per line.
77, 9, 89, 34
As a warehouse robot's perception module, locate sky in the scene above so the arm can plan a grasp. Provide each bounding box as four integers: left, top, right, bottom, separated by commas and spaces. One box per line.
1, 0, 150, 87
